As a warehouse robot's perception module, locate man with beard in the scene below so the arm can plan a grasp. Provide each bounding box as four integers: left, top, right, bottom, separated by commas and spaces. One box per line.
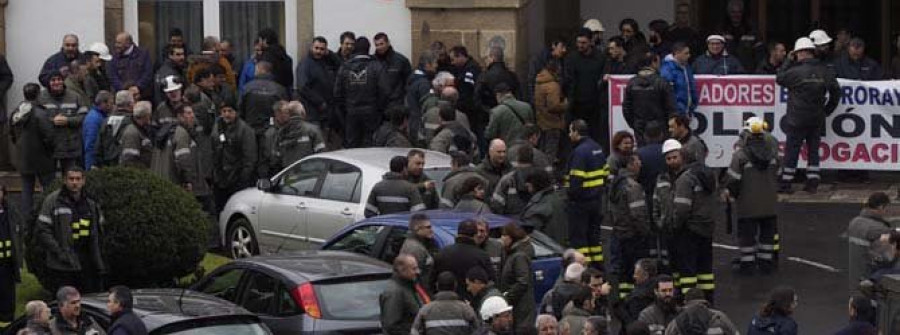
407, 150, 438, 210
295, 36, 340, 133
38, 70, 89, 173
40, 34, 82, 88
154, 75, 184, 131
337, 32, 356, 64
400, 214, 439, 294
374, 33, 412, 108
637, 274, 679, 335
154, 45, 187, 104
566, 29, 606, 144
440, 152, 487, 209
724, 117, 780, 275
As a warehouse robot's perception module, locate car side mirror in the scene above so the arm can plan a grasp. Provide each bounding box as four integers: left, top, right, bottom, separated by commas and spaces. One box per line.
257, 179, 273, 192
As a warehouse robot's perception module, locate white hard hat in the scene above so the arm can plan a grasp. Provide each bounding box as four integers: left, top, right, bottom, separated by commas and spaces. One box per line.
480, 296, 513, 321
706, 35, 726, 43
662, 139, 683, 155
161, 75, 183, 93
584, 19, 605, 33
809, 29, 833, 46
793, 37, 816, 52
743, 116, 768, 134
87, 42, 112, 61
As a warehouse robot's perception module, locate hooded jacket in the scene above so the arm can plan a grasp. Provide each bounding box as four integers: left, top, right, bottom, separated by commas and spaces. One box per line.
776, 57, 841, 131
534, 69, 568, 130
623, 67, 676, 133
672, 162, 718, 237
660, 55, 699, 115
725, 133, 779, 219
334, 54, 389, 116
440, 167, 489, 209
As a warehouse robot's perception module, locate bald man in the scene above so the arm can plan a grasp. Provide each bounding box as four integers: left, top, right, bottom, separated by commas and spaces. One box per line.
108, 32, 153, 98
40, 34, 82, 88
422, 86, 471, 143
380, 254, 429, 335
477, 139, 511, 196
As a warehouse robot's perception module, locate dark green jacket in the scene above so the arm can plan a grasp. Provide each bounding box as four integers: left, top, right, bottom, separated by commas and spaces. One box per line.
484, 96, 534, 143
35, 189, 106, 273
521, 188, 568, 245
380, 274, 428, 335
500, 238, 535, 331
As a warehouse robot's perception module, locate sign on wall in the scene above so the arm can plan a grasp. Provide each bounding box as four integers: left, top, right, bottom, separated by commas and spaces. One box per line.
609, 75, 900, 170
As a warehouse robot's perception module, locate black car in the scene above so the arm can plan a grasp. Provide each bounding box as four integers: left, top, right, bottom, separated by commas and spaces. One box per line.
2, 289, 271, 335
190, 250, 391, 335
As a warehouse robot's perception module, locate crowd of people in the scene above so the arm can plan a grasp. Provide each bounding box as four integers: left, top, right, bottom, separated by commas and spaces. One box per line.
1, 0, 900, 333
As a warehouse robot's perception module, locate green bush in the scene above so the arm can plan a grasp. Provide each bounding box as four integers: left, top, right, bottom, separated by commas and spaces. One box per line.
26, 167, 208, 289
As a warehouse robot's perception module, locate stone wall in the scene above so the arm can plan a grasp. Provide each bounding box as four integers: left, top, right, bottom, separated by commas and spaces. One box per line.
105, 0, 123, 46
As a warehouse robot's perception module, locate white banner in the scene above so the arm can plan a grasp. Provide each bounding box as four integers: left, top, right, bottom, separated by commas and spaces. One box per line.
609, 75, 900, 170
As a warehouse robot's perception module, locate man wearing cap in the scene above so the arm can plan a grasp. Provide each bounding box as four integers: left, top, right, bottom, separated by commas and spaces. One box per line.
584, 19, 606, 55
776, 37, 841, 194
474, 296, 513, 335
692, 35, 745, 75
154, 44, 187, 105
211, 102, 258, 212
724, 117, 780, 275
154, 76, 184, 132
38, 70, 89, 173
652, 139, 683, 275
40, 34, 82, 88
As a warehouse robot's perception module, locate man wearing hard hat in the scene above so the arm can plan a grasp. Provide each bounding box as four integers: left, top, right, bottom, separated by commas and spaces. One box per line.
775, 37, 841, 194
723, 117, 781, 275
475, 296, 513, 335
809, 29, 836, 67
651, 139, 684, 275
584, 19, 606, 54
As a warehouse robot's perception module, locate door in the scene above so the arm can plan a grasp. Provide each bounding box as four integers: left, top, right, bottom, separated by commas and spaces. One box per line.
304, 160, 363, 245
236, 270, 303, 335
257, 158, 327, 252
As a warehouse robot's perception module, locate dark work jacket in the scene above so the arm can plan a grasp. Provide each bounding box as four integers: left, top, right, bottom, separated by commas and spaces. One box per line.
35, 188, 106, 273
10, 102, 56, 175
755, 59, 783, 75
380, 274, 428, 335
108, 310, 149, 335
476, 61, 522, 110
0, 203, 23, 282
747, 313, 797, 335
500, 239, 536, 330
834, 54, 885, 80
108, 45, 154, 94
692, 52, 746, 75
39, 50, 81, 88
623, 67, 676, 134
295, 51, 340, 122
265, 44, 295, 89
38, 89, 88, 160
565, 50, 605, 105
212, 118, 258, 189
334, 55, 388, 116
376, 47, 413, 108
434, 237, 496, 297
451, 59, 483, 125
833, 321, 877, 335
776, 58, 841, 131
239, 74, 289, 131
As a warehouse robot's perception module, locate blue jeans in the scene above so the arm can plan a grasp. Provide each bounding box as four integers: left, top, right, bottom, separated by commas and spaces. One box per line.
20, 172, 55, 217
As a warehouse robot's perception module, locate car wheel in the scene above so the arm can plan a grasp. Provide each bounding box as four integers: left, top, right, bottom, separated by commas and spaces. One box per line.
227, 217, 259, 259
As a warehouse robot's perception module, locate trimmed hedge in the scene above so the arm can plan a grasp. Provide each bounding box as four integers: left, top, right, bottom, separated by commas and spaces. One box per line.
26, 167, 208, 289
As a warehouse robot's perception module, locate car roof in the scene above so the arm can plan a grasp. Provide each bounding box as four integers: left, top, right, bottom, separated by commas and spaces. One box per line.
80, 289, 258, 331
308, 148, 452, 172
232, 250, 393, 283
356, 210, 514, 229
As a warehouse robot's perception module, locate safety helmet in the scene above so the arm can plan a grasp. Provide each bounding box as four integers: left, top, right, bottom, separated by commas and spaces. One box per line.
480, 296, 513, 321
583, 19, 605, 33
662, 139, 682, 155
743, 116, 768, 134
793, 37, 816, 52
809, 29, 833, 46
87, 42, 112, 61
162, 75, 183, 93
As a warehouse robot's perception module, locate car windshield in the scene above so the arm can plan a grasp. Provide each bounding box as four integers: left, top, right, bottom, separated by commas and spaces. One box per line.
315, 277, 390, 320
158, 319, 270, 335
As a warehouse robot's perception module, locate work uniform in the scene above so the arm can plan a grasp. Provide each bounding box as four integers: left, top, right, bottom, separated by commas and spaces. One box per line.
490, 168, 531, 216
483, 96, 534, 144
380, 274, 431, 335
608, 169, 651, 298
38, 88, 89, 171
272, 116, 325, 171
365, 172, 426, 217
35, 188, 106, 293
847, 208, 893, 293
400, 234, 438, 294
211, 118, 258, 212
439, 167, 488, 209
408, 173, 439, 210
118, 121, 154, 169
724, 133, 780, 272
170, 123, 211, 198
677, 132, 708, 165
776, 57, 841, 186
671, 162, 718, 301
0, 202, 22, 323
410, 291, 480, 335
651, 171, 677, 271
520, 187, 568, 245
566, 137, 609, 267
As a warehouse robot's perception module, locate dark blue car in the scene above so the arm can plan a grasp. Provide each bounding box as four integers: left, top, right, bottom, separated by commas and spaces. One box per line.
320, 210, 565, 303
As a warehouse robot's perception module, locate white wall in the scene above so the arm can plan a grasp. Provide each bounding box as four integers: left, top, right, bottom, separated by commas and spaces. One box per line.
313, 0, 412, 57
6, 0, 106, 112
580, 0, 674, 38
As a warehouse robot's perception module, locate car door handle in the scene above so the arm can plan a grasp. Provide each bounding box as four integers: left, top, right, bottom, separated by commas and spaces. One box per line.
340, 208, 353, 216
296, 202, 307, 210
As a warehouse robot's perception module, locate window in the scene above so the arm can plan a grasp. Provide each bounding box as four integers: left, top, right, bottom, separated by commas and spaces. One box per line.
326, 225, 386, 256
240, 271, 278, 315
314, 278, 390, 320
380, 227, 409, 263
278, 159, 326, 196
220, 0, 285, 64
197, 268, 245, 302
137, 0, 204, 65
319, 161, 362, 203
276, 287, 300, 316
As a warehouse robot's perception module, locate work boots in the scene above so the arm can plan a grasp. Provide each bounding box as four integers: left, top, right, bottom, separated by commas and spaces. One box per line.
803, 179, 819, 194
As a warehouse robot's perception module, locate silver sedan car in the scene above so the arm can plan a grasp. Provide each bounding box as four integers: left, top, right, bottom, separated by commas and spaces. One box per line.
219, 148, 452, 258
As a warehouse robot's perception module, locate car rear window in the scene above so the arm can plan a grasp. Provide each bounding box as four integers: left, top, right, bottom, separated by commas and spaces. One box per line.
156, 318, 270, 335
314, 277, 390, 320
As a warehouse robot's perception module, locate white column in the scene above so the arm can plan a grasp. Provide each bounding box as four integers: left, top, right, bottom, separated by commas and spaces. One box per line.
203, 0, 220, 38
124, 0, 140, 44
285, 0, 298, 62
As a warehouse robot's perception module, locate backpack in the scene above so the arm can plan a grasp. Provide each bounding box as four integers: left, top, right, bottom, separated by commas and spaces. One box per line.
94, 115, 129, 167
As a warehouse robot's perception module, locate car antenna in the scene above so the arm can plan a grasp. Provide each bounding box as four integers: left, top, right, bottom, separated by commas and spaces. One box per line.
177, 286, 186, 315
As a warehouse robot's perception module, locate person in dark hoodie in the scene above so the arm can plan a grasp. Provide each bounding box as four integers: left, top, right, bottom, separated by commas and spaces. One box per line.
106, 286, 149, 335
257, 28, 294, 90
623, 52, 676, 146
434, 219, 496, 298
374, 33, 412, 108
834, 296, 878, 335
666, 288, 738, 335
373, 105, 413, 148
334, 37, 389, 148
467, 266, 502, 315
405, 50, 438, 145
295, 36, 341, 128
747, 286, 798, 335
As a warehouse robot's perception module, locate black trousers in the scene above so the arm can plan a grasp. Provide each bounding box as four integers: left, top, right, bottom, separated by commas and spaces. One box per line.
674, 229, 714, 303
737, 216, 779, 268
344, 113, 381, 148
0, 263, 15, 322
567, 199, 604, 269
608, 234, 649, 299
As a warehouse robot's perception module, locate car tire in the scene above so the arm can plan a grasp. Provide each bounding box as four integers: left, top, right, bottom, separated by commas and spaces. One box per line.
227, 217, 259, 259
